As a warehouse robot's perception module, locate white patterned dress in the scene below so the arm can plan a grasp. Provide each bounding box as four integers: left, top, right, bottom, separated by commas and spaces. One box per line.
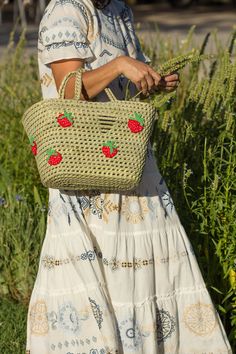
26, 0, 233, 353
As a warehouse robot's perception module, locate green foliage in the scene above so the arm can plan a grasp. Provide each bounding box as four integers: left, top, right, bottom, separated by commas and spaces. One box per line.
0, 187, 46, 303
0, 32, 48, 306
0, 298, 28, 354
0, 27, 235, 351
157, 51, 210, 76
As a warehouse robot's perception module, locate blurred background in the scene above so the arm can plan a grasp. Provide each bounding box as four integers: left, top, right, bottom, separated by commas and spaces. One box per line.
0, 0, 236, 54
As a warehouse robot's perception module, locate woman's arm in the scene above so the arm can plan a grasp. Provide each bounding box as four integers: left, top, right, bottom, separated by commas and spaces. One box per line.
51, 57, 121, 99
50, 55, 179, 100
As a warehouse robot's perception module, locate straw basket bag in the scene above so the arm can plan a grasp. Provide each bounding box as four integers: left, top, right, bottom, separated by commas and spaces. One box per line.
21, 68, 157, 192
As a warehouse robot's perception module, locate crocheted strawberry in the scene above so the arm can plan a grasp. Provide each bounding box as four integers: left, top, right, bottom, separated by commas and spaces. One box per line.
46, 148, 62, 165
128, 112, 144, 133
102, 141, 118, 158
57, 110, 74, 128
29, 136, 37, 156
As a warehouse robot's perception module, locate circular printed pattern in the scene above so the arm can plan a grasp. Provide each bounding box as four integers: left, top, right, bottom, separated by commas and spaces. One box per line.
30, 300, 49, 335
89, 350, 106, 354
126, 327, 135, 338
121, 196, 149, 224
117, 317, 142, 351
183, 302, 216, 336
58, 302, 80, 333
90, 350, 99, 354
156, 308, 176, 344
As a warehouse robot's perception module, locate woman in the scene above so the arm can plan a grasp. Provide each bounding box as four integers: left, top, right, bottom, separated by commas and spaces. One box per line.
26, 0, 232, 353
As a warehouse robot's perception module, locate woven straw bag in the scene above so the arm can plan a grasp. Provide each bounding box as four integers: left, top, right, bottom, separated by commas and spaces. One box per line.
21, 68, 157, 192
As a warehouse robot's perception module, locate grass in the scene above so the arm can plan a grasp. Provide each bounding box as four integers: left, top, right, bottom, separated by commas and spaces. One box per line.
0, 298, 28, 353
0, 26, 235, 352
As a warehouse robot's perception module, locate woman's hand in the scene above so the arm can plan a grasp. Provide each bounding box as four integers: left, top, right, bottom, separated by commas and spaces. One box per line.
116, 56, 180, 96
157, 73, 180, 93
116, 56, 161, 96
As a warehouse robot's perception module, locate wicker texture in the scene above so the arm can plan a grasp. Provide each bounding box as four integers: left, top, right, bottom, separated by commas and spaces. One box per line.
21, 68, 157, 192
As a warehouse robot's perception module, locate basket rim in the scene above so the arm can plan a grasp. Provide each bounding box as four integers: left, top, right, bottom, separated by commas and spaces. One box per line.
21, 97, 156, 124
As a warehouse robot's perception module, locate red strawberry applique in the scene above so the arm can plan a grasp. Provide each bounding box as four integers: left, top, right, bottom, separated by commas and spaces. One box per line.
128, 112, 144, 133
29, 136, 37, 156
57, 110, 74, 128
102, 141, 119, 158
46, 148, 63, 165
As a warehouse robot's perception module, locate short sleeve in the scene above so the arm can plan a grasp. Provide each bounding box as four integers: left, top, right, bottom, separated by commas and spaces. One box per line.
38, 0, 96, 65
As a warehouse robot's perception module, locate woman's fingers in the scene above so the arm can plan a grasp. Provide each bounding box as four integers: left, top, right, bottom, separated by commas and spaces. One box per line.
144, 73, 155, 92
136, 79, 179, 94
163, 84, 179, 92
165, 81, 179, 87
148, 67, 162, 86
136, 73, 155, 95
134, 66, 179, 95
140, 78, 149, 95
164, 73, 179, 82
135, 81, 142, 92
158, 73, 180, 88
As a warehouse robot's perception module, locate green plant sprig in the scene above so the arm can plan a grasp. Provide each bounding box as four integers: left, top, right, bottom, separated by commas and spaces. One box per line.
152, 91, 177, 109
157, 51, 211, 76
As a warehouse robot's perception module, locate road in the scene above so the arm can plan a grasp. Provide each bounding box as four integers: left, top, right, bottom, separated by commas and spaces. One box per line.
134, 3, 236, 52
0, 3, 235, 58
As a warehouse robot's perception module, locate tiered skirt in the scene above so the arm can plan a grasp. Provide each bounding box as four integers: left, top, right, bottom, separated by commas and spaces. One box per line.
26, 143, 232, 354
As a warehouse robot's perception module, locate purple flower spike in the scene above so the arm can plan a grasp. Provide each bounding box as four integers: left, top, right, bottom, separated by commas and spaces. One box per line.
0, 197, 5, 206
15, 194, 23, 201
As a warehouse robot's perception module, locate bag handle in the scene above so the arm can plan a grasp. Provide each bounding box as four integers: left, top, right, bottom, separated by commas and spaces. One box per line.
58, 68, 120, 102
58, 70, 82, 99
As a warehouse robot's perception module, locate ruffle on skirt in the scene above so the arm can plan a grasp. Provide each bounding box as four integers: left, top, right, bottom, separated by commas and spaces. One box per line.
25, 144, 232, 354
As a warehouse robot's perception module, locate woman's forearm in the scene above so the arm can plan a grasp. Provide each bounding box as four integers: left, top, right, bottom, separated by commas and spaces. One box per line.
80, 57, 123, 99
50, 57, 123, 100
